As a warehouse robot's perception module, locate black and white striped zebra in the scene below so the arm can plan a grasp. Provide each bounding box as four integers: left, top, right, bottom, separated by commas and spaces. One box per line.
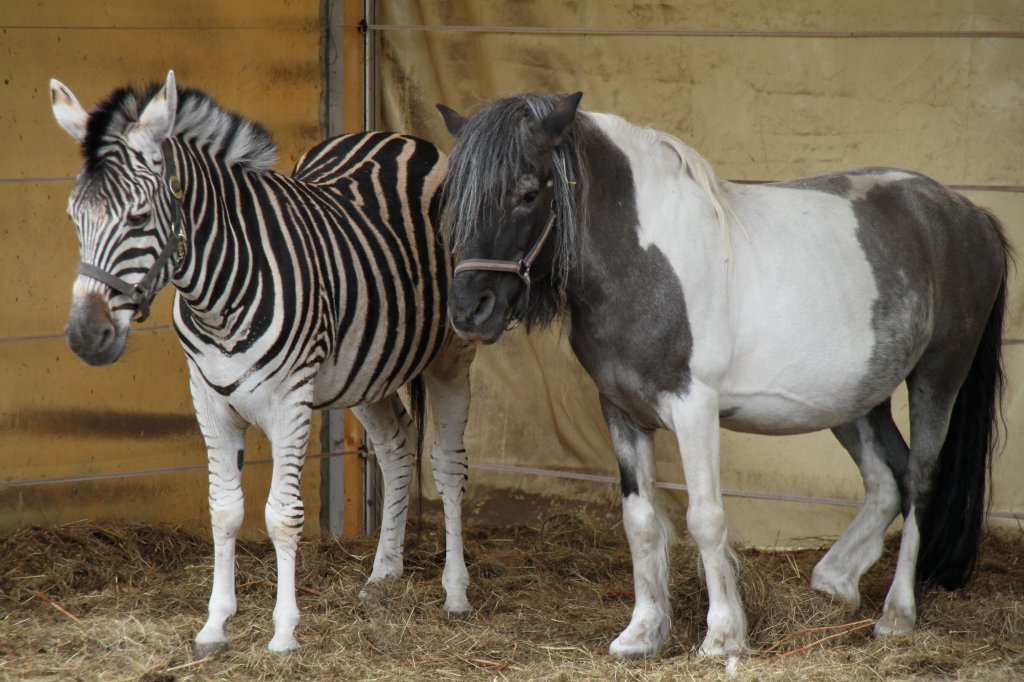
51, 70, 476, 656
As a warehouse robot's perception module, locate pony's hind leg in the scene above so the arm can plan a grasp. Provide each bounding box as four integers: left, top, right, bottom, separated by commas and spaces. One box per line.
602, 397, 674, 659
352, 396, 418, 593
423, 338, 476, 617
812, 400, 906, 610
875, 369, 962, 636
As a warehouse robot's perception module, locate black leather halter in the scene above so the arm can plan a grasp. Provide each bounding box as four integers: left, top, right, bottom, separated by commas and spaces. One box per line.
75, 140, 188, 323
452, 206, 556, 330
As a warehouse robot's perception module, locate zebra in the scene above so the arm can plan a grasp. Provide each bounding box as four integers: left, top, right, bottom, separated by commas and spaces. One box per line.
50, 70, 476, 657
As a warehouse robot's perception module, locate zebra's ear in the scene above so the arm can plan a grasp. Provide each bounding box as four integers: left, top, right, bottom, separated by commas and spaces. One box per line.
128, 70, 178, 154
436, 103, 468, 138
536, 91, 583, 149
50, 78, 89, 143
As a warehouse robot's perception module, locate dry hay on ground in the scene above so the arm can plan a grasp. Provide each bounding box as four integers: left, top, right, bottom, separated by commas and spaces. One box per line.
1, 512, 1021, 681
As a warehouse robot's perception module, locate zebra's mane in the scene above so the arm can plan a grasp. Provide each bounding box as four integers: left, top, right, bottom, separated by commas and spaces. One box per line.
82, 83, 277, 174
442, 93, 590, 326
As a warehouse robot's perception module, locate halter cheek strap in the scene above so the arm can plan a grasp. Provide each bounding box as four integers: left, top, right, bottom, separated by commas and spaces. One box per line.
453, 207, 557, 329
76, 140, 188, 323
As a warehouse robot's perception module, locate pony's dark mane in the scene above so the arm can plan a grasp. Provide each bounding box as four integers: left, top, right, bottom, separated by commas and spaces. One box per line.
442, 93, 591, 328
82, 83, 277, 175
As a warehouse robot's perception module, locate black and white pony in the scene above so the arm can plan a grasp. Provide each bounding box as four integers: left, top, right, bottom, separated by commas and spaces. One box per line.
51, 71, 476, 656
437, 92, 1009, 658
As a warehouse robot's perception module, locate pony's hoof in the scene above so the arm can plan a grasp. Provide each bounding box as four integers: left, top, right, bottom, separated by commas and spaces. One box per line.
874, 606, 915, 636
810, 569, 860, 611
267, 634, 301, 654
602, 614, 667, 655
697, 634, 745, 658
609, 634, 660, 659
192, 639, 228, 660
444, 603, 472, 620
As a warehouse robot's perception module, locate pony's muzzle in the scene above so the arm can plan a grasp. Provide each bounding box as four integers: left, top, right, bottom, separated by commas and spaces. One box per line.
449, 287, 495, 337
65, 292, 125, 366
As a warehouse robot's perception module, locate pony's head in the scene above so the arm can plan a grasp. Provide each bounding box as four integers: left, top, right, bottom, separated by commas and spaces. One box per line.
51, 70, 274, 366
437, 92, 587, 344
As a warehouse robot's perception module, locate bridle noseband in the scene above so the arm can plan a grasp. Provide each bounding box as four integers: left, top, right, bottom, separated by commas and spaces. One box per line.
76, 140, 188, 323
453, 206, 556, 330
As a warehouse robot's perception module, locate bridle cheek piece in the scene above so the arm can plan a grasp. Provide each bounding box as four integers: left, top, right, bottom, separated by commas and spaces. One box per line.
75, 140, 188, 323
453, 207, 556, 331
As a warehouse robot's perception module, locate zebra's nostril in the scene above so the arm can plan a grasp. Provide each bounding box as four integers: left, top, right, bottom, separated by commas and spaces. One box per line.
98, 323, 115, 350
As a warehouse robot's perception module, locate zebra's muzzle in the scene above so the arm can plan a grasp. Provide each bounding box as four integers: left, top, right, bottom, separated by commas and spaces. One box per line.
65, 292, 127, 366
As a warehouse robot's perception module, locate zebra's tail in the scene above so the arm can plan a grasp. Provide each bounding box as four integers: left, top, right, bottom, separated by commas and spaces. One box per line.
409, 376, 427, 535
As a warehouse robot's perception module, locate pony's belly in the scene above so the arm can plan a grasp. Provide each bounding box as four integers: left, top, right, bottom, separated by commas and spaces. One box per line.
717, 389, 876, 435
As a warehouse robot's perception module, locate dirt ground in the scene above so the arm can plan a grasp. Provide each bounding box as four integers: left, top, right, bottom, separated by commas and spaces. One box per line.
1, 512, 1021, 681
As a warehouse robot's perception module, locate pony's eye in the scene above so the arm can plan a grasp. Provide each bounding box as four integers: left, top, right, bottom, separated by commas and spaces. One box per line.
125, 211, 151, 228
521, 190, 539, 204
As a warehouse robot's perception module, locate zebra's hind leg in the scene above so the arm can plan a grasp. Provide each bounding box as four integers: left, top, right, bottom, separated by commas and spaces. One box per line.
424, 338, 476, 617
191, 379, 247, 659
352, 396, 417, 594
812, 401, 906, 610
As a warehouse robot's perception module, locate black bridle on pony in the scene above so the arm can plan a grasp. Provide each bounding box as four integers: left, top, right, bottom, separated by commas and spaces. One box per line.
75, 140, 188, 323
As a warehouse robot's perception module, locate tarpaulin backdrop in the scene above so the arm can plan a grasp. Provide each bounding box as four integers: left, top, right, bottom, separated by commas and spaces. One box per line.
374, 0, 1023, 547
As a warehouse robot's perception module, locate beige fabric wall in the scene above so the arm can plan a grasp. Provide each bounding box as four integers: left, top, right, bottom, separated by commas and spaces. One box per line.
376, 1, 1024, 546
0, 2, 325, 538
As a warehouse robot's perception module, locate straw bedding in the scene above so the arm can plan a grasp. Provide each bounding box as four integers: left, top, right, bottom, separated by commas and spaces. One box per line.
1, 512, 1021, 680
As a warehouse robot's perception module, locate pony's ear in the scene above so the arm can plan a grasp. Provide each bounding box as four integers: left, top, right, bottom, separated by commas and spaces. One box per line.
436, 103, 468, 137
127, 69, 178, 154
537, 91, 583, 149
50, 78, 89, 142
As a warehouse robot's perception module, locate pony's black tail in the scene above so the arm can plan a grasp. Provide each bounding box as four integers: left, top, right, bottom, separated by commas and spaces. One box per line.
409, 377, 427, 534
916, 220, 1009, 589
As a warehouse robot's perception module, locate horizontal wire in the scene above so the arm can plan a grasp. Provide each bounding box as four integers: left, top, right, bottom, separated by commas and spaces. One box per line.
4, 452, 1019, 520
0, 449, 361, 489
368, 23, 1024, 40
469, 461, 1024, 520
0, 24, 312, 31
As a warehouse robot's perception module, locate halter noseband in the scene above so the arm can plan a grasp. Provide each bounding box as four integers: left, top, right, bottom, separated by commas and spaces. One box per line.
76, 140, 188, 323
453, 206, 557, 330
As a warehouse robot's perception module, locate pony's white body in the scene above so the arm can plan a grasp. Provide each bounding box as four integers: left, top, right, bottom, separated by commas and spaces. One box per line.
596, 113, 892, 435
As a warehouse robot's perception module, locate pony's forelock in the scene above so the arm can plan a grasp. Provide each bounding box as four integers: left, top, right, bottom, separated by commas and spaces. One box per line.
442, 93, 589, 315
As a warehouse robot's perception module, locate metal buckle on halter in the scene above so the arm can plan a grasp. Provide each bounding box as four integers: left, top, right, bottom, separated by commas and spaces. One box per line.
168, 174, 184, 200
173, 222, 187, 265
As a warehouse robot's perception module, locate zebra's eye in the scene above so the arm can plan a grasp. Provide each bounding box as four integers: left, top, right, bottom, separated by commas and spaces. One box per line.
125, 211, 150, 228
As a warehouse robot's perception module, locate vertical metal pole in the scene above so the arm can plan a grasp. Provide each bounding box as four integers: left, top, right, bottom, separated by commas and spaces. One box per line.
319, 0, 374, 537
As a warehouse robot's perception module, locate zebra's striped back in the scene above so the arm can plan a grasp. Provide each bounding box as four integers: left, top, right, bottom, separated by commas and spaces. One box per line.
168, 130, 450, 412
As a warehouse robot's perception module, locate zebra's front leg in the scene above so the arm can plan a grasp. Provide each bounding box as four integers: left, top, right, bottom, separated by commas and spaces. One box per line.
191, 384, 247, 659
352, 397, 416, 592
263, 391, 315, 653
425, 339, 475, 617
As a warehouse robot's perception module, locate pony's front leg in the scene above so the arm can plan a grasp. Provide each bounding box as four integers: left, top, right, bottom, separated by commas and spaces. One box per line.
668, 384, 747, 657
602, 398, 673, 659
191, 383, 247, 659
263, 389, 314, 653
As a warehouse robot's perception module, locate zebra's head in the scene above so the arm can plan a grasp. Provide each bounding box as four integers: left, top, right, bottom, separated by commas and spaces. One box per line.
52, 71, 181, 366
